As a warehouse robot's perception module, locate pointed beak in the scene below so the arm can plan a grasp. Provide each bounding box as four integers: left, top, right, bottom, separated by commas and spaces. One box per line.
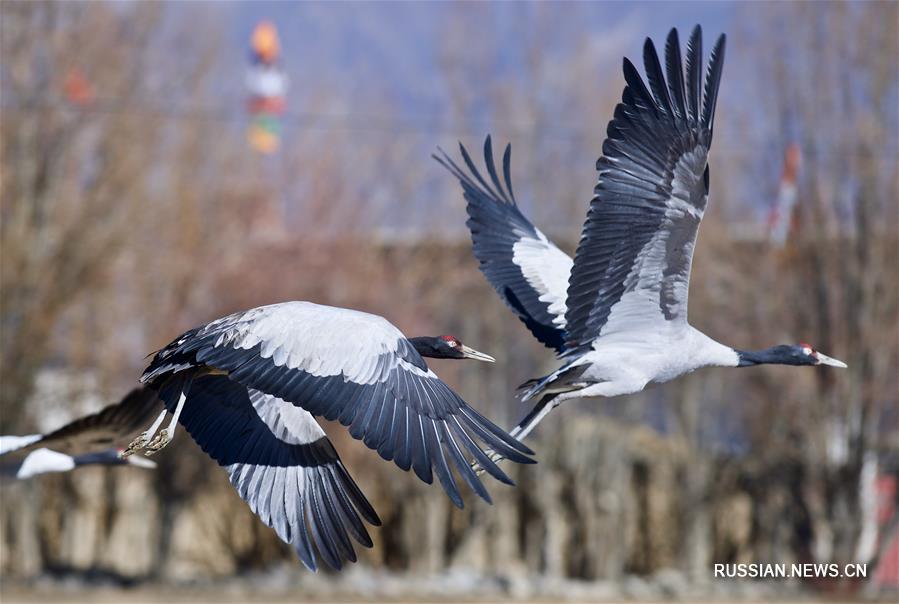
459, 344, 495, 363
124, 454, 157, 469
816, 352, 848, 368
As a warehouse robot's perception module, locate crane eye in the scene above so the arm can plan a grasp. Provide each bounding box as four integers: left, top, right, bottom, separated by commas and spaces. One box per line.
440, 335, 458, 347
802, 346, 813, 355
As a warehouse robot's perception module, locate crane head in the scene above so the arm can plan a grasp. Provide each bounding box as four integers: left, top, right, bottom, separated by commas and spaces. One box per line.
409, 336, 496, 362
797, 343, 847, 368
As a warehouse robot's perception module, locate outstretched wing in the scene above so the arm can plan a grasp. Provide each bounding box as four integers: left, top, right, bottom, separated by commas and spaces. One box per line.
0, 387, 162, 457
143, 302, 534, 509
564, 27, 726, 355
168, 374, 379, 572
435, 137, 572, 353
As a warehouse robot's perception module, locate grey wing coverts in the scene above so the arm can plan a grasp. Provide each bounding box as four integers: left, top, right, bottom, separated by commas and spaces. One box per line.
564, 27, 726, 354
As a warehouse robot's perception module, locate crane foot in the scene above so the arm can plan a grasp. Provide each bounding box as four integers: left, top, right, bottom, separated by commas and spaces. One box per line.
470, 449, 506, 477
122, 432, 152, 457
143, 429, 171, 456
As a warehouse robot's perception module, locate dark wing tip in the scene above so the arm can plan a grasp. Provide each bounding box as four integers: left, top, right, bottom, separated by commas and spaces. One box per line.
482, 134, 496, 189
297, 550, 319, 573
711, 33, 727, 67
510, 436, 536, 457
458, 139, 501, 200
643, 35, 654, 53
701, 32, 727, 132
665, 29, 681, 60
691, 24, 703, 40
664, 28, 688, 120
622, 57, 646, 90
642, 33, 674, 116
502, 142, 515, 202
622, 58, 651, 108
450, 492, 465, 509
482, 133, 512, 204
642, 36, 659, 71
469, 404, 537, 458
332, 461, 381, 528
685, 25, 704, 123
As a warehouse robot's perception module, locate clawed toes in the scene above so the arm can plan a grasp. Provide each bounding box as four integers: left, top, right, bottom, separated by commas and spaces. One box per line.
143, 430, 170, 456
470, 449, 505, 476
122, 433, 150, 457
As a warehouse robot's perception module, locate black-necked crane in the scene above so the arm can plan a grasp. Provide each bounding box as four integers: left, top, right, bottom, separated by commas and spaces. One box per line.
436, 26, 846, 466
1, 387, 160, 479
123, 300, 533, 570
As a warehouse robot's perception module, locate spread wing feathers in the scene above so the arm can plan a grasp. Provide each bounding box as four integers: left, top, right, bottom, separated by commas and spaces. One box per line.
563, 26, 726, 355
143, 302, 534, 509
0, 435, 42, 456
163, 374, 379, 572
434, 136, 572, 353
0, 387, 162, 457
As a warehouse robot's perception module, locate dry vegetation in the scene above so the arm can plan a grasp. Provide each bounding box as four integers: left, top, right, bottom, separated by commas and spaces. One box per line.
1, 1, 896, 600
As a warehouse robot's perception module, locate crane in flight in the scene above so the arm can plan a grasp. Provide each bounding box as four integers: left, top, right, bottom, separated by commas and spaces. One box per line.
124, 301, 533, 570
436, 26, 846, 467
1, 387, 159, 479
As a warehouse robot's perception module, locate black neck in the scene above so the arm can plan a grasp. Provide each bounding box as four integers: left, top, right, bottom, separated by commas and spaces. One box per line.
736, 349, 771, 367
73, 450, 123, 466
736, 345, 807, 367
408, 336, 445, 359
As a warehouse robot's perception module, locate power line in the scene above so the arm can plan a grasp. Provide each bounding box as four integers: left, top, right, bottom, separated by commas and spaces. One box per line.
2, 98, 895, 161
1, 97, 558, 139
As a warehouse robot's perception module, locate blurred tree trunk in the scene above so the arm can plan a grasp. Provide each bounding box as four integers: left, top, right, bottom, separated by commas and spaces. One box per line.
738, 0, 898, 573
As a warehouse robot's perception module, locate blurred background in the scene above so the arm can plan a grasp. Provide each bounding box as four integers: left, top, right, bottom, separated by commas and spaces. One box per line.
1, 1, 897, 601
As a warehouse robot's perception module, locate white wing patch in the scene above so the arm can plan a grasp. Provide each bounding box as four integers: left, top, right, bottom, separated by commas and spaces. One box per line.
247, 388, 326, 446
669, 147, 708, 217
512, 231, 573, 328
16, 448, 75, 479
0, 434, 42, 456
